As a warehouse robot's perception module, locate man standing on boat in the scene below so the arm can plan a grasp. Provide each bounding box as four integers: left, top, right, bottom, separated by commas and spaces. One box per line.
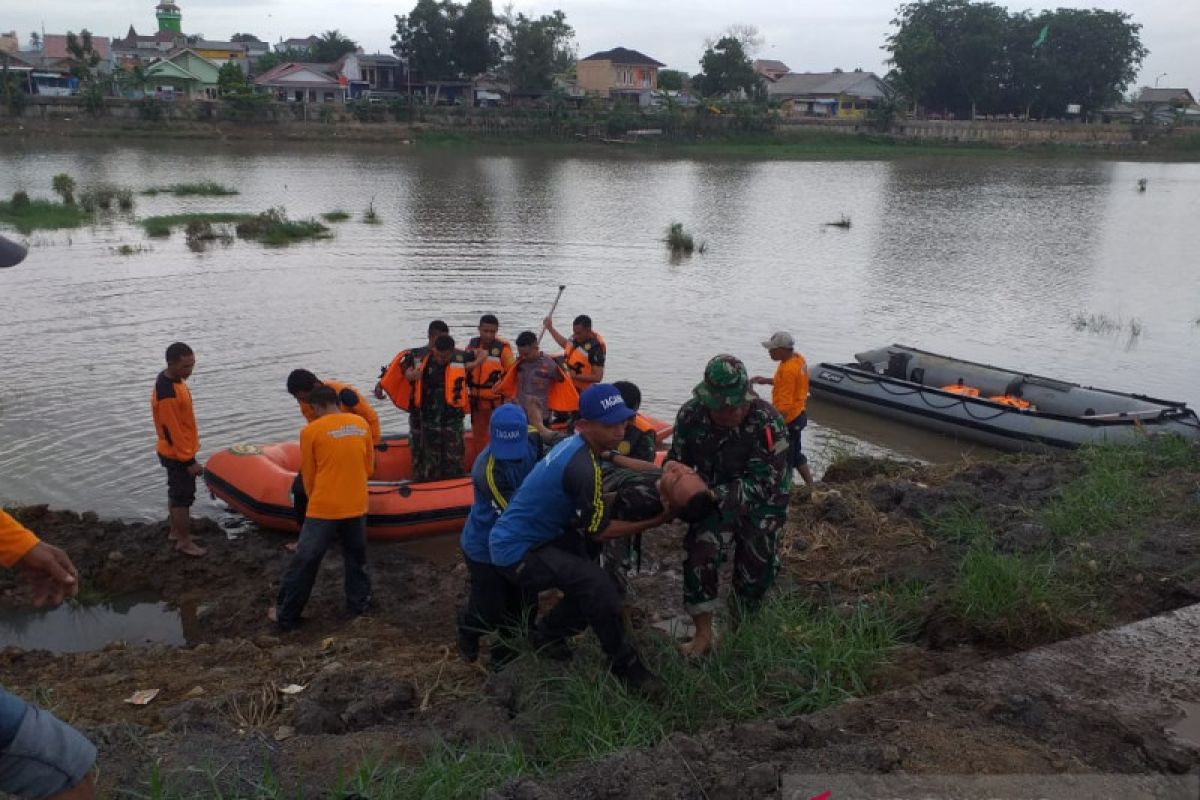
489, 385, 674, 694
466, 314, 515, 450
375, 319, 450, 466
497, 331, 577, 425
286, 370, 382, 526
412, 336, 474, 481
151, 342, 206, 557
273, 385, 374, 631
665, 355, 792, 657
543, 314, 606, 392
751, 332, 815, 490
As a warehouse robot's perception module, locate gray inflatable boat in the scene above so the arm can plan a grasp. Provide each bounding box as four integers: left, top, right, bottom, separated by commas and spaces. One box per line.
811, 345, 1200, 451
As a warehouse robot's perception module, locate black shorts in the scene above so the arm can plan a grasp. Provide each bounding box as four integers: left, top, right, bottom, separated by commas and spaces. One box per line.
787, 412, 808, 469
158, 455, 196, 508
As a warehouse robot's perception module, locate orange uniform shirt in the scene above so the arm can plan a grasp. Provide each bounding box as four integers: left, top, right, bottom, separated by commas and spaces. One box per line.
0, 510, 40, 568
298, 380, 382, 444
772, 353, 809, 424
152, 371, 200, 463
300, 413, 375, 520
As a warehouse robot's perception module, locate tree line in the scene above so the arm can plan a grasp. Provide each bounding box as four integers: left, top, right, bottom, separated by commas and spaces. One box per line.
886, 0, 1147, 119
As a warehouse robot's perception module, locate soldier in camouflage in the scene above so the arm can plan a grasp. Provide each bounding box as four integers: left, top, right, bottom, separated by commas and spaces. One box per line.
664, 354, 792, 657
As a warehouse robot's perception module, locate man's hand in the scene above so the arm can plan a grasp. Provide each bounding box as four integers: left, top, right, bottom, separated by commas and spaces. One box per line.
404, 367, 420, 382
542, 316, 553, 331
17, 542, 80, 608
750, 376, 771, 385
187, 462, 203, 477
373, 381, 386, 400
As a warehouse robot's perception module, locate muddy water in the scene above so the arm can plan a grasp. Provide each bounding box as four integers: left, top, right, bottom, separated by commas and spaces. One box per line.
1, 141, 1198, 520
0, 593, 188, 653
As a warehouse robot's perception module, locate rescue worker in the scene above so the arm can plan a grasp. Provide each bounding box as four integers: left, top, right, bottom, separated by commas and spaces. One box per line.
665, 355, 792, 657
151, 341, 205, 557
543, 314, 606, 391
489, 385, 674, 694
497, 331, 578, 424
375, 319, 450, 465
751, 332, 815, 488
413, 335, 473, 481
272, 385, 374, 631
286, 370, 382, 527
0, 511, 96, 799
456, 404, 541, 670
466, 314, 515, 449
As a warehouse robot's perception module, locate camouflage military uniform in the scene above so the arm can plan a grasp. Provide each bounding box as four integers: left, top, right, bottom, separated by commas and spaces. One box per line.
600, 422, 663, 591
666, 355, 792, 616
413, 358, 467, 482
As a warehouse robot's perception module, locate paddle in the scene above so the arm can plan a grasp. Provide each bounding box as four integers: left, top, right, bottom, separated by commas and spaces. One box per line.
538, 284, 566, 345
0, 234, 29, 269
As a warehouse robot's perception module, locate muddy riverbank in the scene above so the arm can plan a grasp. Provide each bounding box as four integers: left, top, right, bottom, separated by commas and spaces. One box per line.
2, 438, 1199, 796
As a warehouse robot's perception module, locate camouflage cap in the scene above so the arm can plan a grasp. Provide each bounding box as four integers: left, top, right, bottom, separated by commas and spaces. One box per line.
693, 354, 755, 410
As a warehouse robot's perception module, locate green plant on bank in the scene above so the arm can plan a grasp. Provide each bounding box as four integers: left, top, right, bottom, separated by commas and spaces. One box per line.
141, 213, 254, 238
222, 91, 272, 123
51, 174, 77, 205
234, 207, 331, 245
0, 193, 90, 233
665, 222, 694, 254
321, 210, 350, 222
318, 104, 336, 124
79, 81, 105, 116
363, 199, 381, 224
137, 97, 165, 122
925, 502, 991, 544
142, 182, 239, 197
1041, 437, 1198, 538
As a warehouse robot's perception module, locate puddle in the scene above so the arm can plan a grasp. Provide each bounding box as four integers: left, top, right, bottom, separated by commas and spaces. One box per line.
1166, 700, 1200, 748
0, 594, 188, 653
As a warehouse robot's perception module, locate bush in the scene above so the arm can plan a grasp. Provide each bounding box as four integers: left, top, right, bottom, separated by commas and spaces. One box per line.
80, 82, 105, 116
137, 97, 165, 122
666, 222, 694, 254
51, 174, 76, 205
223, 91, 271, 123
10, 191, 30, 210
319, 104, 336, 124
234, 207, 331, 245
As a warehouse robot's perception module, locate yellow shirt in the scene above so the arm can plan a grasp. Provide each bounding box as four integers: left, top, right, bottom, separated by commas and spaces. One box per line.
0, 510, 40, 568
772, 353, 809, 424
298, 380, 382, 444
300, 413, 375, 520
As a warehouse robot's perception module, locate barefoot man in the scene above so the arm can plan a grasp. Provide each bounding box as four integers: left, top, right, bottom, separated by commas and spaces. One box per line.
664, 355, 792, 656
151, 342, 206, 557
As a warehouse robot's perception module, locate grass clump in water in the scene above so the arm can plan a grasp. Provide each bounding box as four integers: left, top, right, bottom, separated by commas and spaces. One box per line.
141, 213, 254, 238
363, 199, 381, 224
321, 210, 350, 222
665, 222, 695, 254
0, 192, 90, 233
235, 208, 330, 246
142, 182, 239, 197
113, 243, 149, 256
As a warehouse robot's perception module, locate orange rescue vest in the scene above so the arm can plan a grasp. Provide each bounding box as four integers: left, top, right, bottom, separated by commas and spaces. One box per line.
496, 358, 580, 414
379, 349, 470, 414
563, 332, 606, 389
941, 383, 981, 397
468, 337, 513, 405
988, 395, 1033, 410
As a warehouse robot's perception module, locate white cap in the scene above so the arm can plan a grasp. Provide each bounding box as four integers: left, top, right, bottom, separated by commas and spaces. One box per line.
761, 331, 795, 349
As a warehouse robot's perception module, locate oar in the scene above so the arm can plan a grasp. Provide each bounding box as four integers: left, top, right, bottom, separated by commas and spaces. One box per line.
0, 234, 29, 269
538, 284, 566, 345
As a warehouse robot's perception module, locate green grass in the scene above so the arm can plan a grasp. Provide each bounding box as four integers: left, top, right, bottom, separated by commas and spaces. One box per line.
1041, 437, 1199, 538
925, 502, 991, 544
141, 213, 254, 238
321, 210, 350, 222
234, 208, 330, 246
0, 198, 91, 233
142, 182, 239, 196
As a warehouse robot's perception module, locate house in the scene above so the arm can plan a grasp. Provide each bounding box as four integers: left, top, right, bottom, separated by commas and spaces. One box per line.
143, 48, 221, 100
1135, 87, 1199, 125
0, 31, 19, 54
0, 50, 36, 94
766, 69, 887, 119
276, 36, 320, 54
254, 62, 346, 104
112, 27, 180, 66
192, 40, 248, 69
339, 52, 406, 98
753, 59, 790, 82
31, 33, 114, 74
576, 47, 663, 101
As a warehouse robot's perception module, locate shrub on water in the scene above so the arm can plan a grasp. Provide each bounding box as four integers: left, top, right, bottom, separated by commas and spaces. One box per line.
51, 174, 76, 205
10, 190, 30, 210
666, 222, 694, 254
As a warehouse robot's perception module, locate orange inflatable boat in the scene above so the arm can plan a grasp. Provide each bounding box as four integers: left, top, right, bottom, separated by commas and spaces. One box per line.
203, 417, 674, 542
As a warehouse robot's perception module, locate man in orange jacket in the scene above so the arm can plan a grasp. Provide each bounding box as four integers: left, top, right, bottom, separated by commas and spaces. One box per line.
0, 510, 97, 799
543, 314, 606, 391
272, 385, 375, 631
466, 314, 515, 449
151, 342, 206, 557
752, 331, 815, 489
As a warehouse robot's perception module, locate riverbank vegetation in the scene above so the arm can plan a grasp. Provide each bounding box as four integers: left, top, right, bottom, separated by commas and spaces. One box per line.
233, 208, 331, 245
142, 182, 239, 197
0, 192, 90, 233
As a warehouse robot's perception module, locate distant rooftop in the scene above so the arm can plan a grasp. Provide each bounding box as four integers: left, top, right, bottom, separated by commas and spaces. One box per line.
579, 47, 664, 67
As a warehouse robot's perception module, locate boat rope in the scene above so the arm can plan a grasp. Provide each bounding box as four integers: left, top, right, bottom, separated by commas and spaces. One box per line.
368, 478, 473, 495
840, 370, 1012, 421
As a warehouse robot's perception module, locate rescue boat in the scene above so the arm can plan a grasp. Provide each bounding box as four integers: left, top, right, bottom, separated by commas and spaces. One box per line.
203, 417, 675, 541
810, 345, 1200, 452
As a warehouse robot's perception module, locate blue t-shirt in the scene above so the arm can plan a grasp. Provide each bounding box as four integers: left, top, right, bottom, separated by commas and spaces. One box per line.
459, 435, 541, 563
489, 434, 611, 567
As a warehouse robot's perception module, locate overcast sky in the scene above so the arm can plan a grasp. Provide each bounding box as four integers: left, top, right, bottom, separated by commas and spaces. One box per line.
10, 0, 1196, 95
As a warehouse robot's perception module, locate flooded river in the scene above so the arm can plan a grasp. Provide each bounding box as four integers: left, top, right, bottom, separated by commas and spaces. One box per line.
1, 141, 1198, 520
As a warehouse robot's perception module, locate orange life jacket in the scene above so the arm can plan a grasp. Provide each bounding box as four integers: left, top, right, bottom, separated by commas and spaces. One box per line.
988, 395, 1033, 410
562, 332, 606, 389
379, 349, 470, 414
942, 383, 981, 397
496, 357, 580, 414
468, 336, 513, 405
